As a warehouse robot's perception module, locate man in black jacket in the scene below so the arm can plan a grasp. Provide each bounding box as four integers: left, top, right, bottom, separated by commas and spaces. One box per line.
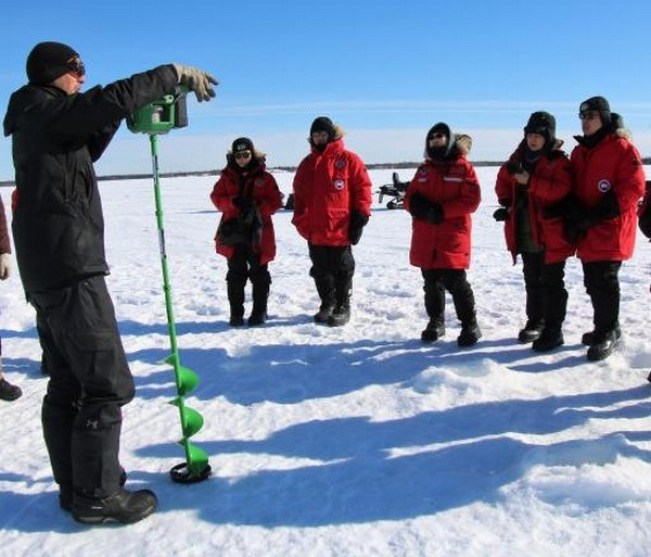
3, 41, 216, 525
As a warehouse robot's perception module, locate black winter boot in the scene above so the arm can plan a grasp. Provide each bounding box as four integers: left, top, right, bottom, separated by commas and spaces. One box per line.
518, 320, 544, 343
72, 487, 157, 524
457, 321, 482, 347
421, 320, 445, 343
582, 324, 621, 346
586, 330, 618, 361
227, 281, 245, 327
313, 276, 336, 324
532, 327, 564, 352
248, 280, 270, 326
328, 298, 350, 327
0, 378, 22, 401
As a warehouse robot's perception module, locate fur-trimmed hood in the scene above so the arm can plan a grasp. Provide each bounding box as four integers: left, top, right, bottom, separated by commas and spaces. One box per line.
308, 123, 345, 148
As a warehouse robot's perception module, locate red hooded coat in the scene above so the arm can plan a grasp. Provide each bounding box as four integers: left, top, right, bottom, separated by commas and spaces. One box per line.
292, 137, 372, 246
405, 140, 481, 270
210, 160, 282, 265
570, 130, 646, 262
495, 145, 574, 264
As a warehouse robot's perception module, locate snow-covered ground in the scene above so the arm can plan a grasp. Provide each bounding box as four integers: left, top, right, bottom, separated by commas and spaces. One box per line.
1, 165, 650, 557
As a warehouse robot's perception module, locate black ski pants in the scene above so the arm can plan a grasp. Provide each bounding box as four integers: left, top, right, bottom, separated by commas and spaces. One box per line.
421, 268, 477, 326
308, 244, 355, 304
582, 260, 622, 334
521, 252, 567, 328
28, 275, 135, 498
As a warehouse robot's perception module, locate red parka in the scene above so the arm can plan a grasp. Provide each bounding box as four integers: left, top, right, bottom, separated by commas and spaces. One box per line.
570, 129, 646, 262
210, 158, 282, 265
495, 144, 574, 264
404, 137, 481, 270
292, 136, 372, 246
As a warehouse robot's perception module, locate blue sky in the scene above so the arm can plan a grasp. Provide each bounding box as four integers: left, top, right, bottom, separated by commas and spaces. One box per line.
2, 0, 651, 179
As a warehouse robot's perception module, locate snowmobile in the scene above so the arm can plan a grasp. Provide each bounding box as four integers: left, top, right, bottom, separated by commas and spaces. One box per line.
377, 171, 410, 209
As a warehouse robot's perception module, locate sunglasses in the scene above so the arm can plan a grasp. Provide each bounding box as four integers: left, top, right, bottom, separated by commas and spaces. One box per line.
66, 56, 85, 78
428, 133, 446, 140
234, 151, 252, 160
579, 110, 599, 121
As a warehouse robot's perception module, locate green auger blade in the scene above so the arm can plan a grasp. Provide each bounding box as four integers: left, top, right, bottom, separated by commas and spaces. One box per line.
179, 405, 205, 438
165, 354, 200, 396
183, 441, 210, 473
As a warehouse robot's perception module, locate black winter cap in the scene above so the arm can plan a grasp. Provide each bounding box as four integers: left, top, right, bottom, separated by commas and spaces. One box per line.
524, 111, 556, 146
310, 116, 335, 141
231, 137, 254, 154
26, 41, 79, 85
579, 96, 612, 125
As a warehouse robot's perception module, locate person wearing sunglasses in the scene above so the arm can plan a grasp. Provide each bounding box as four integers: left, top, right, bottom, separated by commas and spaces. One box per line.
292, 117, 372, 327
565, 96, 646, 361
404, 123, 482, 347
494, 112, 573, 352
2, 41, 217, 525
210, 137, 283, 326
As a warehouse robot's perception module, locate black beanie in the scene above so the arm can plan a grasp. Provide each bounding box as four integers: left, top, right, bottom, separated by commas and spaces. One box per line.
523, 111, 556, 146
579, 96, 612, 126
26, 41, 79, 85
310, 116, 336, 141
427, 122, 450, 141
231, 137, 255, 154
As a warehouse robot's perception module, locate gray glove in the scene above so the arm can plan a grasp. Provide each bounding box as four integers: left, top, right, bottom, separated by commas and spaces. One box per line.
172, 64, 218, 102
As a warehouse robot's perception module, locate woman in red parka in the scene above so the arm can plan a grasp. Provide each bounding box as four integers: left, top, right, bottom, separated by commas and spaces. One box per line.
292, 117, 372, 327
565, 96, 646, 361
494, 111, 573, 351
404, 123, 482, 347
210, 137, 283, 326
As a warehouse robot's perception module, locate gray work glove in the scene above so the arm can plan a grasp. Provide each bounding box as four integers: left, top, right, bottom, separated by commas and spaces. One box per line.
172, 64, 218, 102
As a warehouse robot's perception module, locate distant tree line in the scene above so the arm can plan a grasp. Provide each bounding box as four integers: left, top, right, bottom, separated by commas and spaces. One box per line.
1, 157, 650, 187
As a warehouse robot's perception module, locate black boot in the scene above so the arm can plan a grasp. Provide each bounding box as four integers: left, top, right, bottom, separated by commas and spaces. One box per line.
328, 298, 350, 327
227, 281, 245, 327
421, 320, 445, 343
587, 330, 618, 361
532, 327, 564, 352
328, 278, 352, 327
72, 488, 158, 524
518, 320, 544, 343
313, 276, 336, 324
248, 280, 270, 326
60, 468, 128, 512
457, 321, 482, 347
582, 324, 621, 346
0, 377, 22, 401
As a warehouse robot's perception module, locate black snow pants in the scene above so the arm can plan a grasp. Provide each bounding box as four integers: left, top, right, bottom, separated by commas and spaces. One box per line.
28, 275, 135, 498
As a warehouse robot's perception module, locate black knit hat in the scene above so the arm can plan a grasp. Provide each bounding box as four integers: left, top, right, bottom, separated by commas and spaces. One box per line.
427, 122, 450, 141
26, 41, 79, 85
524, 111, 556, 146
579, 96, 611, 125
310, 116, 335, 141
231, 137, 254, 154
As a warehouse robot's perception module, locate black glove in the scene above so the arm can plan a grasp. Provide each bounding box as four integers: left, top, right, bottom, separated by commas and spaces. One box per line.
233, 196, 254, 210
593, 190, 620, 220
349, 210, 369, 245
493, 207, 509, 221
564, 218, 591, 244
543, 195, 585, 220
409, 194, 444, 223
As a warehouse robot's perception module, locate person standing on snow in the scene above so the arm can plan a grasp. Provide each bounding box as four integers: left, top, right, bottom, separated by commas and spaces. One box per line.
292, 117, 372, 326
0, 194, 22, 402
563, 96, 645, 361
210, 137, 283, 326
3, 41, 216, 524
404, 123, 482, 347
494, 111, 573, 352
